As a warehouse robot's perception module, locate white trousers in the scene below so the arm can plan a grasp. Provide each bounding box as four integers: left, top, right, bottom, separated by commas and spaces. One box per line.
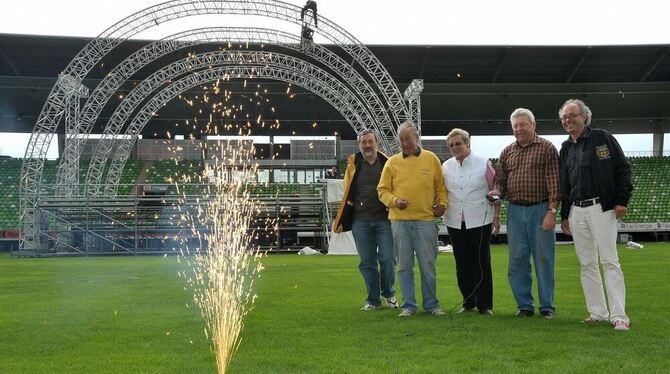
569, 203, 629, 323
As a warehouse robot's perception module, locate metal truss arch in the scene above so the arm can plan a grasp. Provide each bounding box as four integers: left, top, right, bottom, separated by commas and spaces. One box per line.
21, 0, 413, 254
404, 79, 424, 134
75, 26, 397, 198
103, 64, 371, 197
33, 0, 405, 161
86, 50, 378, 196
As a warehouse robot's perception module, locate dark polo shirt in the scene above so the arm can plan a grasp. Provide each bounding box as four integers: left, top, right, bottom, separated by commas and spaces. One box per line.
565, 127, 597, 201
352, 158, 388, 221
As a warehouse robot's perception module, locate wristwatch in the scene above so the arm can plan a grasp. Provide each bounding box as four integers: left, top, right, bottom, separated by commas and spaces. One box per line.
548, 207, 557, 214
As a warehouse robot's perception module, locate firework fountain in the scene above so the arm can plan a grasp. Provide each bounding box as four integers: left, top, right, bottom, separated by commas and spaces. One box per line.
176, 139, 267, 373
17, 2, 411, 371
169, 75, 287, 372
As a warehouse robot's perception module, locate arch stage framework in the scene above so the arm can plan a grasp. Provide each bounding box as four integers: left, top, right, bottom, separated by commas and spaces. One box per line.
78, 26, 398, 191
19, 0, 421, 255
90, 50, 379, 196
82, 28, 402, 196
103, 64, 379, 196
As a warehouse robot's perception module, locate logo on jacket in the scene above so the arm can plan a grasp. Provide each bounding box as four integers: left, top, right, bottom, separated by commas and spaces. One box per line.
596, 144, 611, 160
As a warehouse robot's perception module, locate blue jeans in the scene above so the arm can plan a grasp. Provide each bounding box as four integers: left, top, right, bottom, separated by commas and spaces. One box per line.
351, 219, 396, 306
506, 201, 556, 312
391, 220, 440, 311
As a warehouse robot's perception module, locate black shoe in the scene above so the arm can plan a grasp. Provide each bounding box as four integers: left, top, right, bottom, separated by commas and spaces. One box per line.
515, 309, 534, 317
540, 310, 554, 319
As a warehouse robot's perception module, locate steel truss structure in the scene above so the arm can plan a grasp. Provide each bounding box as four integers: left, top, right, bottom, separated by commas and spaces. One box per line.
87, 48, 389, 196
19, 0, 421, 256
404, 79, 424, 134
102, 61, 378, 197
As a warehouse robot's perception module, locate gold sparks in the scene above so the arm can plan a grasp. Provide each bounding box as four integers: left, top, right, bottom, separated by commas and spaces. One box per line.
164, 74, 290, 374
172, 139, 269, 374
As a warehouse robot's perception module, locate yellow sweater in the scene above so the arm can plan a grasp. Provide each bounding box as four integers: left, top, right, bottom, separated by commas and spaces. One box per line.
377, 149, 448, 221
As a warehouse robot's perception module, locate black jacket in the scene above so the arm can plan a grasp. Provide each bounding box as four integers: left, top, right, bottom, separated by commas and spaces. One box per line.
559, 127, 633, 220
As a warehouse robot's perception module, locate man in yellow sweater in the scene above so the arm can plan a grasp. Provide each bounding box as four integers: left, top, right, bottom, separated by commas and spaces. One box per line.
377, 122, 448, 317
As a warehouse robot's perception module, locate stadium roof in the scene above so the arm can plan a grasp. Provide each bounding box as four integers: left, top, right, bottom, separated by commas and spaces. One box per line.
0, 34, 669, 138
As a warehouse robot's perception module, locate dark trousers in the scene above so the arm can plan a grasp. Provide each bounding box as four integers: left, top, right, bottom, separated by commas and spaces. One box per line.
447, 222, 493, 310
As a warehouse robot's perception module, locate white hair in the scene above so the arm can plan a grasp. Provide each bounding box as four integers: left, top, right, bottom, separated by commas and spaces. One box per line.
510, 108, 536, 124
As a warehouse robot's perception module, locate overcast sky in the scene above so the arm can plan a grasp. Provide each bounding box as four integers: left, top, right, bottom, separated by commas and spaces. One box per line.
1, 0, 669, 45
1, 0, 668, 158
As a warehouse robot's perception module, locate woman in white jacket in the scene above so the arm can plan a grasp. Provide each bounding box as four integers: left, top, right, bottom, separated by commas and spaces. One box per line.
442, 128, 500, 315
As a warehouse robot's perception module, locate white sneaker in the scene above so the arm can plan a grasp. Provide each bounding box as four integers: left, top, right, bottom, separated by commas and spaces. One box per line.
428, 308, 446, 316
398, 308, 415, 317
457, 307, 476, 314
613, 320, 630, 331
385, 296, 399, 309
582, 316, 606, 324
361, 303, 378, 311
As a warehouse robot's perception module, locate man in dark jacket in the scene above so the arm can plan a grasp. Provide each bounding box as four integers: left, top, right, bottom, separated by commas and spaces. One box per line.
558, 99, 633, 331
333, 129, 397, 310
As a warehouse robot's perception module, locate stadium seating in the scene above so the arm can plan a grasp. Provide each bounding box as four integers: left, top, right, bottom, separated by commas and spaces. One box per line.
484, 157, 670, 224
1, 156, 669, 231
0, 158, 23, 229
626, 156, 670, 222
116, 160, 143, 195
144, 160, 204, 184
337, 159, 347, 177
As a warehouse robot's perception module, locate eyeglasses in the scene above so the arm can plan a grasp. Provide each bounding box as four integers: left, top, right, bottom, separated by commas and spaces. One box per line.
560, 112, 583, 122
448, 141, 463, 148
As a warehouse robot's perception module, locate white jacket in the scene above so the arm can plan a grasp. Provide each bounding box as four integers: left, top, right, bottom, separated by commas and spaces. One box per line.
442, 153, 493, 229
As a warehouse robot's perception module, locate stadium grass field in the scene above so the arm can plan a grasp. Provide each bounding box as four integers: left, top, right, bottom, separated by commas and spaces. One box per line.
1, 242, 668, 373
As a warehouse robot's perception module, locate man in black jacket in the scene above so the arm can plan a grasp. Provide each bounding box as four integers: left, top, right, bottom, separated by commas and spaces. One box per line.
333, 129, 397, 310
558, 99, 633, 331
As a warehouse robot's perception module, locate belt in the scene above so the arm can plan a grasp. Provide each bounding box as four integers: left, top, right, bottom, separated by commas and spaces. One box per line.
573, 197, 600, 208
510, 199, 548, 207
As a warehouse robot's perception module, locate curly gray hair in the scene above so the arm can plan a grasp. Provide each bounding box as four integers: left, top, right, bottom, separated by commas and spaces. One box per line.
559, 99, 592, 126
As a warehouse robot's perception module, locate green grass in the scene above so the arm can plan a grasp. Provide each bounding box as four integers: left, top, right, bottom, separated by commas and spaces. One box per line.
1, 243, 669, 373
